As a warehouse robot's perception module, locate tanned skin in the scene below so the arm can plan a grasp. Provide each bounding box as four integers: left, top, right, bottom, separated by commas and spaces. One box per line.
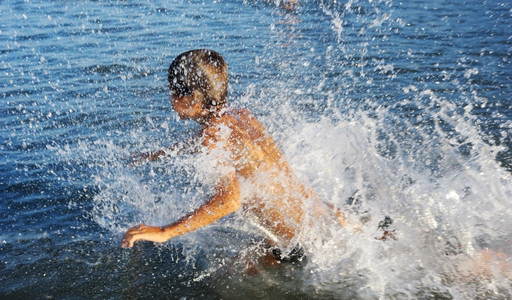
120, 50, 510, 280
121, 49, 349, 264
121, 91, 339, 249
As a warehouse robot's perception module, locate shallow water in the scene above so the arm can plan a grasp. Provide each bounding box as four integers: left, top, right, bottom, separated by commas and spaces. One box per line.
1, 0, 512, 298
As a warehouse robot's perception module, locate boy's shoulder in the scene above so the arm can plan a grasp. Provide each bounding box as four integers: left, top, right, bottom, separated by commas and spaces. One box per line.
201, 111, 241, 144
228, 107, 263, 125
203, 107, 264, 140
228, 107, 251, 118
227, 107, 267, 136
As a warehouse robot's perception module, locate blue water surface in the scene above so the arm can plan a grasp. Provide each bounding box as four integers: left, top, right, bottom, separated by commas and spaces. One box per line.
1, 0, 511, 298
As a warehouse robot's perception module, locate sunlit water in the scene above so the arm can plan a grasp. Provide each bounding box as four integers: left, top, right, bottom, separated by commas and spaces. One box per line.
1, 0, 511, 298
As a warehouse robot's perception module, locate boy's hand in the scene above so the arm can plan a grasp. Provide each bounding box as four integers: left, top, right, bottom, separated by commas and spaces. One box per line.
121, 224, 164, 248
126, 151, 152, 167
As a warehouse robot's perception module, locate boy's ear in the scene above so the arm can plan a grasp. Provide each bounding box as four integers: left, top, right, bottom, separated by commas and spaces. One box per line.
192, 90, 206, 106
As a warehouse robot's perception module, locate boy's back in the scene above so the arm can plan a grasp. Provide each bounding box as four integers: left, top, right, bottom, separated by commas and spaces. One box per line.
202, 108, 310, 245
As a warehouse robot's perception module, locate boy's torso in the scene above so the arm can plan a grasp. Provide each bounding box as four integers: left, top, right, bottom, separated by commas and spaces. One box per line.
201, 108, 309, 244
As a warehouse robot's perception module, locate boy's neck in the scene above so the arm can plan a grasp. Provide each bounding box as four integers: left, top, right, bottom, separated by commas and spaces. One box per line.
197, 107, 226, 127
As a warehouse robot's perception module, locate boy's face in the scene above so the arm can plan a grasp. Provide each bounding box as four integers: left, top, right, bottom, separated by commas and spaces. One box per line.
170, 91, 206, 121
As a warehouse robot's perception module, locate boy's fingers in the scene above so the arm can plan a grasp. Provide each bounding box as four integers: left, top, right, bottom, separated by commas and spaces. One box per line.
121, 232, 135, 248
121, 224, 147, 248
121, 238, 135, 248
121, 237, 129, 248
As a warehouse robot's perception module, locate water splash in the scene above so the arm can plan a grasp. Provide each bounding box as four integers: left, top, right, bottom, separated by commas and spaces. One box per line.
265, 97, 512, 298
80, 79, 512, 298
45, 0, 512, 298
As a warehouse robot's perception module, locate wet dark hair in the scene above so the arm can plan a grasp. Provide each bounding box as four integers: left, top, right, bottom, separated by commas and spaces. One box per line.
168, 49, 228, 108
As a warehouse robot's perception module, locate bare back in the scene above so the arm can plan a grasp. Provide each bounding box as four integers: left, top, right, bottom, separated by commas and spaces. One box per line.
202, 108, 313, 244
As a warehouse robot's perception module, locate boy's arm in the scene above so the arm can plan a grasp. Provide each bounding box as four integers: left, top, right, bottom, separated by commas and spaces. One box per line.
129, 135, 199, 165
121, 172, 240, 248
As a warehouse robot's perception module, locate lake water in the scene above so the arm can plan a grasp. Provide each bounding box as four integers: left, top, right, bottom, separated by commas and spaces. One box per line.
1, 0, 511, 298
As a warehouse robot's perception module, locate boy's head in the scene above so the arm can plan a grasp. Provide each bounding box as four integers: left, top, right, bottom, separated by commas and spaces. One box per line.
168, 49, 228, 110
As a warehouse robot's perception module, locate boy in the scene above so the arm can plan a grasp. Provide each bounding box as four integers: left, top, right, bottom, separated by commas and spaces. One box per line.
121, 49, 340, 263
